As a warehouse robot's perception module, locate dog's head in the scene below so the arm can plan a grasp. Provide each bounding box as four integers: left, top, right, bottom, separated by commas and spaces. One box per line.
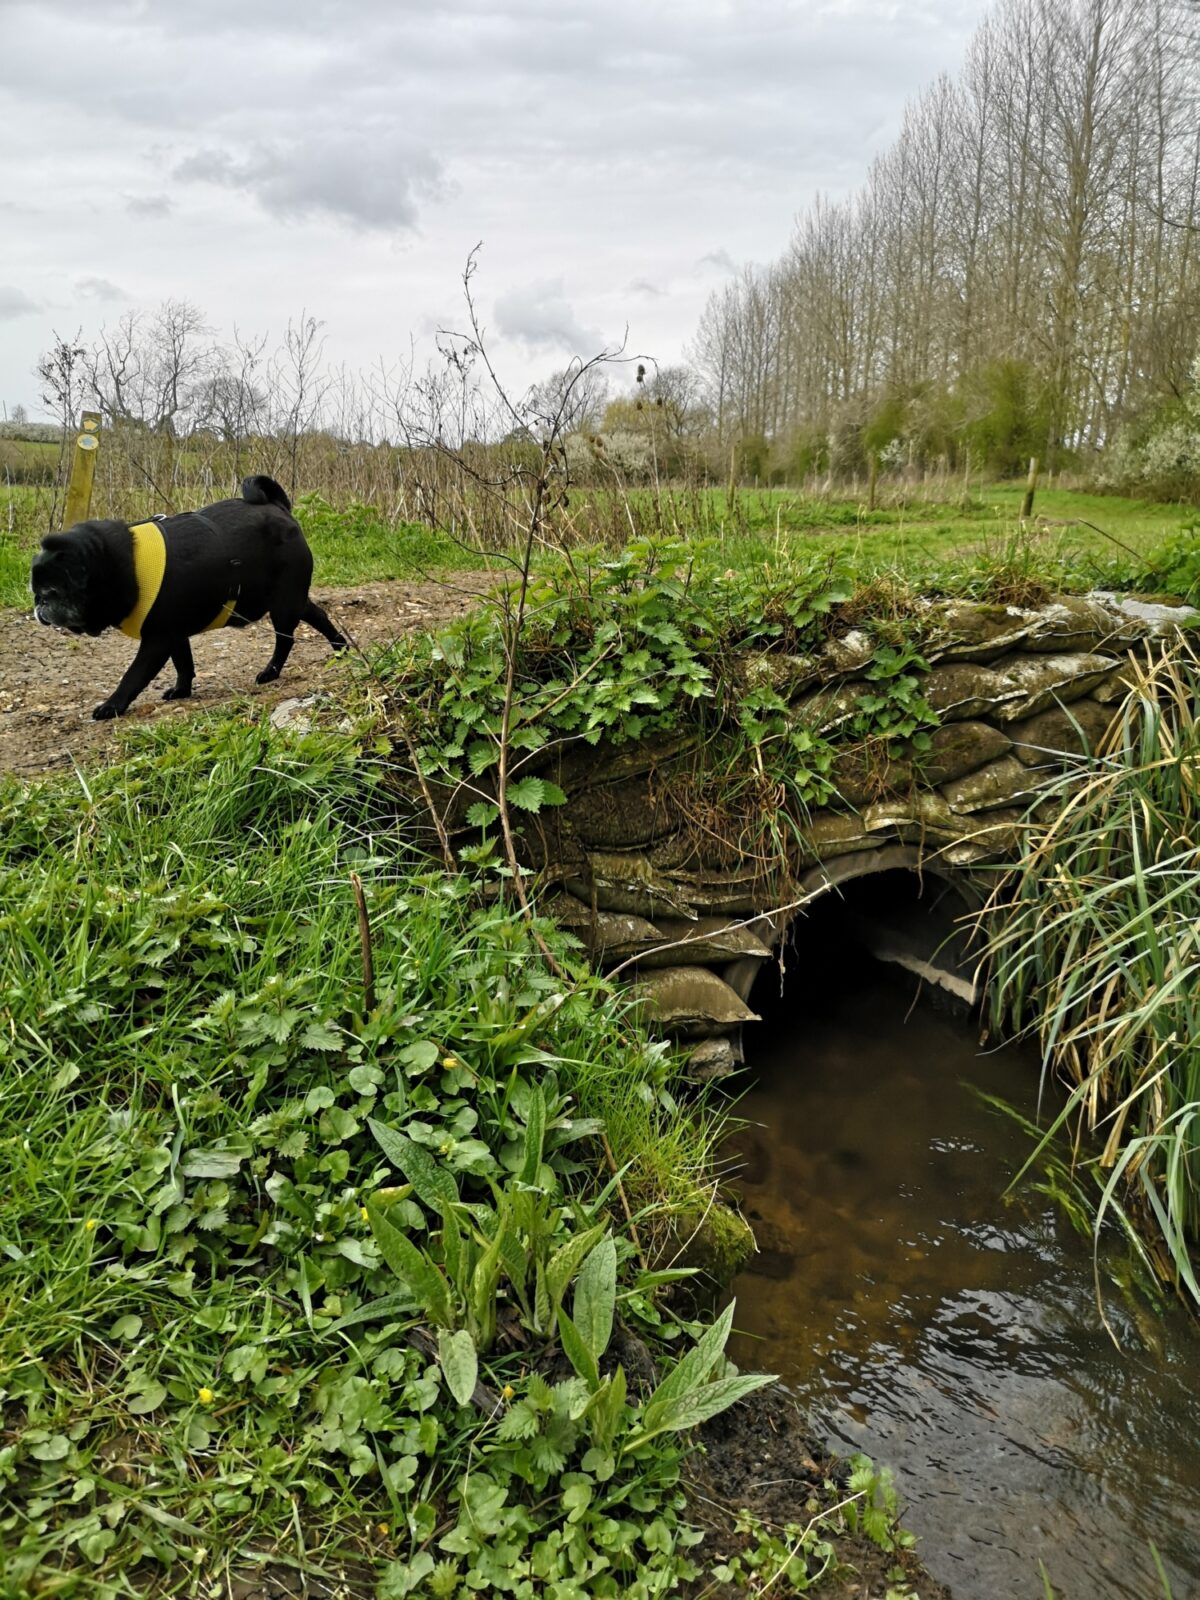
31, 527, 119, 635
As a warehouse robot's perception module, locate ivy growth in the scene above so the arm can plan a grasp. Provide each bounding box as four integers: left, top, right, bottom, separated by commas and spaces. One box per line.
378, 537, 939, 852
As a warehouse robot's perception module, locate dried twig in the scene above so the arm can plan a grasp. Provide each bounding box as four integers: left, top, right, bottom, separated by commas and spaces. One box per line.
350, 871, 376, 1013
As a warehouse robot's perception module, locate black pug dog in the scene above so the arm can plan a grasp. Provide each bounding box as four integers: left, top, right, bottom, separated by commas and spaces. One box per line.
31, 475, 347, 719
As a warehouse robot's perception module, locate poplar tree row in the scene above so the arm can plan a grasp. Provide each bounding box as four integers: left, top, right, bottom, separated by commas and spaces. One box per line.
690, 0, 1200, 476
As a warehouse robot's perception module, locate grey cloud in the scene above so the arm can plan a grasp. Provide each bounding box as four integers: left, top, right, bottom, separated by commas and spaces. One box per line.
628, 279, 665, 298
697, 250, 736, 275
174, 136, 441, 231
126, 193, 173, 218
0, 287, 40, 321
76, 277, 127, 302
493, 282, 598, 354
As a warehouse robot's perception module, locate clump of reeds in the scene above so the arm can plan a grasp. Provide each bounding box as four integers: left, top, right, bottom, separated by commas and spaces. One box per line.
984, 637, 1200, 1306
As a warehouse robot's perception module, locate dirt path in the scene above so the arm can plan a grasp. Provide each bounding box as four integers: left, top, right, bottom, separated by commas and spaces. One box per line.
0, 575, 490, 780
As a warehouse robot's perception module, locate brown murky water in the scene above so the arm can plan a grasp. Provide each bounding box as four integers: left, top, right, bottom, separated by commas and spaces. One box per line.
726, 912, 1200, 1600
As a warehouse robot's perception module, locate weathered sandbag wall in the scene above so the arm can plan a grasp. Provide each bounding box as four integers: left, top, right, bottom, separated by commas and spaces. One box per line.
530, 593, 1194, 1074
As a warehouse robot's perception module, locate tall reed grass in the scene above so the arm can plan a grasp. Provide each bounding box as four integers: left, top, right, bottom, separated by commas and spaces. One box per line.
984, 639, 1200, 1306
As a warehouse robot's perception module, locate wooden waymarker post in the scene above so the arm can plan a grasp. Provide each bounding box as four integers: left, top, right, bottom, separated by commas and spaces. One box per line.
63, 411, 101, 527
1019, 455, 1039, 521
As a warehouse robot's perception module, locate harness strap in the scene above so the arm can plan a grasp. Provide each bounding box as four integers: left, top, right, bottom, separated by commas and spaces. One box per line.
118, 522, 167, 640
118, 514, 238, 639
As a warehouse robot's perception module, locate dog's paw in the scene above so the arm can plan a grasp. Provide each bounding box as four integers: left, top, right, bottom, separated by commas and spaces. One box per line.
255, 665, 281, 685
162, 685, 193, 702
92, 701, 122, 721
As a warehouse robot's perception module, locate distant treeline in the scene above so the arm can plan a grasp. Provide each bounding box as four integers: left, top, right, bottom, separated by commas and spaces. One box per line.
689, 0, 1200, 487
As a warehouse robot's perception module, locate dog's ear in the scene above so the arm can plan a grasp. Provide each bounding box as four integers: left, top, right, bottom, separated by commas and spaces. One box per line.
40, 534, 72, 553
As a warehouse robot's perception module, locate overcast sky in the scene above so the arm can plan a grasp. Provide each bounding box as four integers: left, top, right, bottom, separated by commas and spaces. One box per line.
1, 0, 990, 420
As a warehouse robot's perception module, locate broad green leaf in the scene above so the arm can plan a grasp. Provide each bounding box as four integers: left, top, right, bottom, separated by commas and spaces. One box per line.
573, 1234, 616, 1362
324, 1293, 419, 1335
301, 1021, 343, 1051
125, 1379, 167, 1416
368, 1119, 459, 1212
440, 1201, 464, 1292
631, 1372, 776, 1446
179, 1144, 248, 1180
466, 801, 500, 829
556, 1305, 600, 1391
519, 1085, 546, 1188
544, 1221, 607, 1318
642, 1299, 736, 1423
366, 1202, 453, 1328
467, 1204, 508, 1353
398, 1040, 439, 1074
437, 1328, 479, 1408
583, 1363, 626, 1454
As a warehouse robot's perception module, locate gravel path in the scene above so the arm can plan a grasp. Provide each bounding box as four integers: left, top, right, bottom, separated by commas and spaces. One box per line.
0, 574, 489, 779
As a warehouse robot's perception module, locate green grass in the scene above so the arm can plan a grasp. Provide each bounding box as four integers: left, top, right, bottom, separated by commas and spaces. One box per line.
0, 714, 750, 1596
5, 474, 1195, 613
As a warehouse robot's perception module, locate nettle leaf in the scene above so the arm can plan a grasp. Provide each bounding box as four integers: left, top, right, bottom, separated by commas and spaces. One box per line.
437, 1328, 478, 1408
467, 740, 498, 776
301, 1021, 343, 1052
505, 777, 546, 813
466, 802, 500, 830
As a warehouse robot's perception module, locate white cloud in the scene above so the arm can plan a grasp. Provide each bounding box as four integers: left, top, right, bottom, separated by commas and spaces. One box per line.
0, 287, 39, 322
174, 136, 442, 231
493, 281, 599, 354
125, 194, 173, 218
0, 0, 994, 411
75, 277, 127, 302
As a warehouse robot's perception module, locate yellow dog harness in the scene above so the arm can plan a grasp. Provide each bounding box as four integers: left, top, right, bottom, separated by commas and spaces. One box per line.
118, 520, 238, 641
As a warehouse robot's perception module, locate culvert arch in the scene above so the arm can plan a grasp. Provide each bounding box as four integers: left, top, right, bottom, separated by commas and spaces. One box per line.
529, 592, 1194, 1077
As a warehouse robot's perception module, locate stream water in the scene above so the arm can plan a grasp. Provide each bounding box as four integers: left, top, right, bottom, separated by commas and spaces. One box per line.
725, 891, 1200, 1600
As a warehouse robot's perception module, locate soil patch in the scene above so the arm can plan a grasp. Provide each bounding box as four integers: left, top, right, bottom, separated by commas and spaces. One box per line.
686, 1392, 951, 1599
0, 575, 491, 780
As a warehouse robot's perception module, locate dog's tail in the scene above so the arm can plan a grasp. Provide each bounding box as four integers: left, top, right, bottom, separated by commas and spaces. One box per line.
241, 475, 292, 512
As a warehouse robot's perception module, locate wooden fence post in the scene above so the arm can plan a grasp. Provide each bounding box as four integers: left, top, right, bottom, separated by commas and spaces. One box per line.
1019, 455, 1039, 521
62, 410, 101, 527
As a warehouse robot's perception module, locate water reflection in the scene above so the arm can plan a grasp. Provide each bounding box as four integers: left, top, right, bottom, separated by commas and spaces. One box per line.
727, 949, 1200, 1600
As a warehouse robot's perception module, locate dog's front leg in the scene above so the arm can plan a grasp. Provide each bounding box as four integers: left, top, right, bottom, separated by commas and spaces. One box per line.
93, 639, 173, 720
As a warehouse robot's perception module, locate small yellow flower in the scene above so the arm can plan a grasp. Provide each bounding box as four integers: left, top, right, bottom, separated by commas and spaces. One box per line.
438, 1139, 454, 1156
441, 1055, 459, 1070
84, 1218, 97, 1232
501, 1384, 515, 1402
376, 1522, 390, 1537
360, 1206, 370, 1222
198, 1387, 215, 1406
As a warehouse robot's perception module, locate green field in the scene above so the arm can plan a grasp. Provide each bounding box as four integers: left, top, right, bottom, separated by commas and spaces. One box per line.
4, 476, 1196, 611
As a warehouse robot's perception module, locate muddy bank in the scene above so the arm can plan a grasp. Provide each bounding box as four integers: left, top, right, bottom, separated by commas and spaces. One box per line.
0, 575, 491, 780
687, 1390, 950, 1599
